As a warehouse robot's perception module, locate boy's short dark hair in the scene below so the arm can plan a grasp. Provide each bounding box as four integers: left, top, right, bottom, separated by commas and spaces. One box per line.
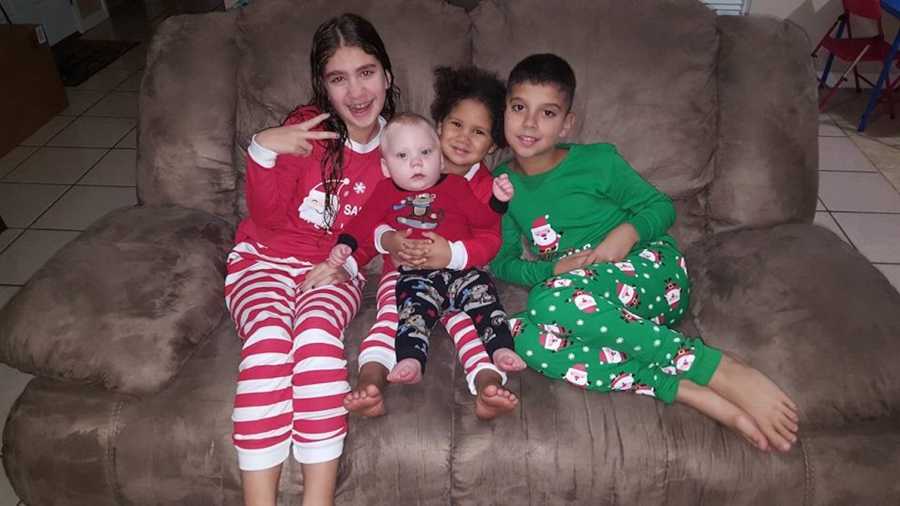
507, 53, 576, 111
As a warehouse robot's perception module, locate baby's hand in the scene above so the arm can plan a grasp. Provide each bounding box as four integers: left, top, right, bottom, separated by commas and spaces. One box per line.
492, 174, 514, 202
327, 244, 352, 268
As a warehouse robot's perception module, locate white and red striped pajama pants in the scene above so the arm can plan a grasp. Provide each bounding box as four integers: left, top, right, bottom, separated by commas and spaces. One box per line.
357, 270, 506, 395
225, 241, 363, 470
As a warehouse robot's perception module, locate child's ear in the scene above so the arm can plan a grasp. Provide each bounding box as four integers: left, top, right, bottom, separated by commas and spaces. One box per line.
487, 143, 498, 155
436, 122, 443, 136
561, 111, 576, 138
380, 158, 391, 178
384, 69, 393, 91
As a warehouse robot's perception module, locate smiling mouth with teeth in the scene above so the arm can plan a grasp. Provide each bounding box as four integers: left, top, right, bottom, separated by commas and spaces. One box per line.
349, 102, 372, 113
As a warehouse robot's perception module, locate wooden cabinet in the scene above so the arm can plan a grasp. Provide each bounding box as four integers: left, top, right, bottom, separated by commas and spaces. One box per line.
0, 24, 67, 157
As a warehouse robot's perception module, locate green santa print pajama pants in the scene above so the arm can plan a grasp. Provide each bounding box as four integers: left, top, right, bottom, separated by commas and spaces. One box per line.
510, 240, 722, 404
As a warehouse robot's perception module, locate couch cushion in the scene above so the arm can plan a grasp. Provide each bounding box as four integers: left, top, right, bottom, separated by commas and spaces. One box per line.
709, 15, 818, 233
139, 11, 241, 222
0, 206, 234, 395
686, 224, 900, 427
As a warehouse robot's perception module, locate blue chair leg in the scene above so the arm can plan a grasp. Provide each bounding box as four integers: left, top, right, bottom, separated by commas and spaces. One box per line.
859, 30, 900, 132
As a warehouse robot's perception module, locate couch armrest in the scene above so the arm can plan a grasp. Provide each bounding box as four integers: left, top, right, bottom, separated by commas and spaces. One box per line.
710, 15, 818, 233
138, 10, 241, 222
685, 224, 900, 428
0, 206, 234, 395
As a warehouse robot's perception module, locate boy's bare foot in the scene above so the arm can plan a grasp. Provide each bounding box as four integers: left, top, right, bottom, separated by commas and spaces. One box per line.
386, 358, 423, 384
492, 348, 527, 372
677, 380, 769, 451
474, 369, 519, 420
708, 354, 800, 452
344, 362, 389, 417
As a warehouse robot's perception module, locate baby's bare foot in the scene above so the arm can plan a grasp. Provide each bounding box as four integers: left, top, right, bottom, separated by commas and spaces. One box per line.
709, 355, 800, 452
344, 383, 385, 418
475, 383, 519, 420
492, 348, 527, 372
387, 358, 423, 384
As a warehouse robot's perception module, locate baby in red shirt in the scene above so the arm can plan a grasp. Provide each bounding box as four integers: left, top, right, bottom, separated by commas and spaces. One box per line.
329, 113, 525, 383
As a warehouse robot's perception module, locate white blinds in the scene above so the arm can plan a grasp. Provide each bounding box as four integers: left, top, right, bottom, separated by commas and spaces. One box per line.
701, 0, 749, 16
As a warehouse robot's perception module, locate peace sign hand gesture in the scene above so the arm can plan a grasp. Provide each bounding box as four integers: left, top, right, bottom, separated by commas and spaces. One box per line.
255, 112, 340, 157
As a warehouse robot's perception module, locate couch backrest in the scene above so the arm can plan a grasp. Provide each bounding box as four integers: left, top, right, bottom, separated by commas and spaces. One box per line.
472, 0, 720, 246
138, 0, 815, 245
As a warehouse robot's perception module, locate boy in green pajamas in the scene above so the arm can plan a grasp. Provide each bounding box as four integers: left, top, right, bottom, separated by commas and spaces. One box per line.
491, 54, 800, 453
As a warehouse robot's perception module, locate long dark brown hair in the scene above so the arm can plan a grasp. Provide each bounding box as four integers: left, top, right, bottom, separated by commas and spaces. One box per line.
309, 13, 399, 229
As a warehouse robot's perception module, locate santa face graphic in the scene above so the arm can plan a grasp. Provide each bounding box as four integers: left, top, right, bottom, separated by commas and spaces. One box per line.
664, 280, 681, 309
610, 372, 635, 391
531, 215, 561, 254
568, 268, 596, 279
508, 317, 524, 337
571, 289, 598, 313
633, 383, 656, 397
660, 364, 678, 376
564, 364, 589, 387
298, 178, 351, 229
651, 314, 666, 325
616, 282, 640, 308
639, 249, 663, 266
620, 308, 642, 323
598, 346, 627, 364
539, 330, 568, 352
674, 347, 696, 372
545, 277, 573, 289
614, 260, 636, 277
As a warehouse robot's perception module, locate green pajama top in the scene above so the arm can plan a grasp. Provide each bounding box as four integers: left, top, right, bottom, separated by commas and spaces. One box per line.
490, 143, 676, 287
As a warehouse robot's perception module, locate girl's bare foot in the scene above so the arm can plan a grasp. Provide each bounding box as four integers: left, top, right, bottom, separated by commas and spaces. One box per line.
677, 380, 769, 451
386, 358, 423, 384
492, 348, 527, 372
474, 369, 519, 420
344, 362, 388, 417
708, 354, 800, 452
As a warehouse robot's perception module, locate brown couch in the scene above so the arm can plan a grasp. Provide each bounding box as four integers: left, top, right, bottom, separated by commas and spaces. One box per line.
3, 0, 900, 504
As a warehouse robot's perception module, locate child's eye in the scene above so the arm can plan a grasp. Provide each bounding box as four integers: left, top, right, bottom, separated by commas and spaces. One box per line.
329, 75, 345, 84
543, 110, 557, 118
474, 129, 486, 136
396, 152, 407, 159
361, 70, 374, 78
450, 120, 462, 128
422, 148, 433, 156
511, 104, 524, 112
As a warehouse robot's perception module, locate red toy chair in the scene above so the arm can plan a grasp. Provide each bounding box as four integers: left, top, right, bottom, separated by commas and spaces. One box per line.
813, 0, 900, 118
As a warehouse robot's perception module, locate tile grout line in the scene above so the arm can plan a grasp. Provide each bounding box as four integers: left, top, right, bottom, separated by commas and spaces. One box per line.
826, 210, 859, 250
844, 132, 900, 196
4, 77, 138, 251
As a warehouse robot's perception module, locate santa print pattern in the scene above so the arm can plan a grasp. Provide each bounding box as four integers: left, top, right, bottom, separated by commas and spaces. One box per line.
393, 267, 514, 371
357, 271, 504, 394
512, 240, 722, 404
225, 241, 362, 470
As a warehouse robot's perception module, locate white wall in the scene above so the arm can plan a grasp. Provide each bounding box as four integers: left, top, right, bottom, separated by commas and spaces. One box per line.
751, 0, 900, 73
0, 0, 79, 44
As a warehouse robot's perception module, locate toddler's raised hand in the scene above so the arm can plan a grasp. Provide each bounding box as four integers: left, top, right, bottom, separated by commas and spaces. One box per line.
327, 244, 352, 268
255, 112, 340, 157
492, 174, 514, 202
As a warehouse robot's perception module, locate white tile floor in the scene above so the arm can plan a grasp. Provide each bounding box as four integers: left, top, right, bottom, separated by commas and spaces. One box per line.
2, 24, 900, 506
